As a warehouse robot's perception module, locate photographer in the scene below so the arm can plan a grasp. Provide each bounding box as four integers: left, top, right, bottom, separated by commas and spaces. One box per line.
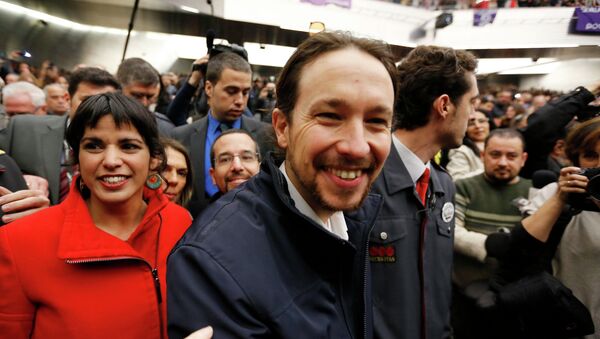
520, 83, 600, 178
166, 43, 253, 126
486, 116, 600, 338
166, 55, 210, 126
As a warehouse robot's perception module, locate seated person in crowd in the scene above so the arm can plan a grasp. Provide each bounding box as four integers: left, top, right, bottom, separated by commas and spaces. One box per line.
160, 137, 193, 208
209, 128, 260, 197
0, 92, 192, 338
447, 110, 489, 180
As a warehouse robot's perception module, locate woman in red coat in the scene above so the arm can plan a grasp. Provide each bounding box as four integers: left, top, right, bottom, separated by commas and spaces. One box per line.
0, 92, 192, 338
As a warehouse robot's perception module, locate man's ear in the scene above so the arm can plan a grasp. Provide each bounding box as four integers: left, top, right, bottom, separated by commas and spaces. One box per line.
433, 94, 452, 120
272, 108, 289, 150
521, 152, 528, 166
204, 81, 213, 100
209, 167, 217, 185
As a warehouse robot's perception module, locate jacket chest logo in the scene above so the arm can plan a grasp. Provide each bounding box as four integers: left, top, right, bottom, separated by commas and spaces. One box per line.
369, 245, 396, 263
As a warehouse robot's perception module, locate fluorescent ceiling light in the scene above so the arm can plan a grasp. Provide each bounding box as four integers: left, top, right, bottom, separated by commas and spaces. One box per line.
243, 43, 296, 68
0, 0, 129, 35
180, 5, 200, 14
477, 58, 556, 75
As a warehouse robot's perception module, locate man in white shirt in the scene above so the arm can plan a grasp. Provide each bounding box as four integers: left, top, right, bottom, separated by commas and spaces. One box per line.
167, 31, 397, 339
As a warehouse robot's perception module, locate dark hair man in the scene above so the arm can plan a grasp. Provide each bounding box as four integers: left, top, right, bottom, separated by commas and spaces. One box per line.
452, 129, 531, 337
368, 45, 479, 339
167, 31, 397, 338
209, 128, 260, 195
171, 52, 269, 217
116, 57, 175, 136
0, 67, 119, 205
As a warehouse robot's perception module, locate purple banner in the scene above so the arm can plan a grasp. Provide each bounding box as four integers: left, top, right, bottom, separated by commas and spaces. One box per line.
301, 0, 352, 9
574, 7, 600, 33
473, 9, 497, 27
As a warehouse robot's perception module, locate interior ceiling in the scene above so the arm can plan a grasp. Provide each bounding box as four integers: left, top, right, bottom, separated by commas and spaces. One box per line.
8, 0, 600, 62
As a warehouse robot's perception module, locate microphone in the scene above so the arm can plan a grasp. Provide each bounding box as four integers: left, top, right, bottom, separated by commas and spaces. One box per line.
531, 170, 558, 189
206, 29, 215, 52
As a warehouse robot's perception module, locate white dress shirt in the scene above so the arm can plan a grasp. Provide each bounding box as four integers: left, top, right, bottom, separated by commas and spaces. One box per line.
279, 162, 349, 240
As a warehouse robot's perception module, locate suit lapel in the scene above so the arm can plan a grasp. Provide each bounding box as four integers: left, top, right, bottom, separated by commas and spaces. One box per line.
44, 116, 67, 204
189, 117, 208, 198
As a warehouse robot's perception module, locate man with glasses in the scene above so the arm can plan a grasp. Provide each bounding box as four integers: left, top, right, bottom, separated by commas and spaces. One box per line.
171, 52, 269, 217
209, 129, 260, 196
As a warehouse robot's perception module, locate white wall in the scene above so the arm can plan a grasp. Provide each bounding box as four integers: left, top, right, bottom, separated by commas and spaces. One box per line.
519, 59, 600, 91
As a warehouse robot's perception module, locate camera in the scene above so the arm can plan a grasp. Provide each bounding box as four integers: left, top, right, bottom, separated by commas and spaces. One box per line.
266, 89, 274, 100
568, 167, 600, 212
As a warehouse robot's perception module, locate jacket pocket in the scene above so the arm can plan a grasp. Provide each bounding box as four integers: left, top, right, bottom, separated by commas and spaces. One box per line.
369, 217, 410, 244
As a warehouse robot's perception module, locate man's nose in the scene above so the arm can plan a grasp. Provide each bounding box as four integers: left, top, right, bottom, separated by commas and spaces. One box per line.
337, 120, 370, 159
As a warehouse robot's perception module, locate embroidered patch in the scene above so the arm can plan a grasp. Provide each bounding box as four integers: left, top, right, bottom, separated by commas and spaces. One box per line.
369, 245, 396, 263
442, 202, 454, 223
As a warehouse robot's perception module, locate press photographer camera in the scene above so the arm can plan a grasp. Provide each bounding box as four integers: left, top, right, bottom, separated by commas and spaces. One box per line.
195, 30, 248, 76
568, 167, 600, 212
165, 30, 251, 124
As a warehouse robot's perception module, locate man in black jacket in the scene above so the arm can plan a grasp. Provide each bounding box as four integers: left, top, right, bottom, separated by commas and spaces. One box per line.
167, 31, 397, 339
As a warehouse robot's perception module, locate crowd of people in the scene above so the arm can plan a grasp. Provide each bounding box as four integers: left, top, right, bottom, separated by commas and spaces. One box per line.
0, 30, 599, 339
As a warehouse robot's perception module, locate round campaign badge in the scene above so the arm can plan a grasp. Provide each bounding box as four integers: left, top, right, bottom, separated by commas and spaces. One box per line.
442, 202, 454, 223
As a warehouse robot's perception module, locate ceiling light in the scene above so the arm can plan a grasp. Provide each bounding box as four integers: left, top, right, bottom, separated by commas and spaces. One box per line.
180, 5, 200, 14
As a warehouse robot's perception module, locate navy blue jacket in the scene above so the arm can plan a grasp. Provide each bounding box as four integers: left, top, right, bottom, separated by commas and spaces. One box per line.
367, 144, 455, 339
167, 155, 382, 339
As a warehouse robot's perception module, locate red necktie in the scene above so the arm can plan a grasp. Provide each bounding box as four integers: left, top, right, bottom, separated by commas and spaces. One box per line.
416, 167, 430, 205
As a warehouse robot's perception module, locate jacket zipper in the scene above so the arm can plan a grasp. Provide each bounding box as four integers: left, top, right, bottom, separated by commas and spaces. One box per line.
65, 256, 162, 304
363, 235, 370, 339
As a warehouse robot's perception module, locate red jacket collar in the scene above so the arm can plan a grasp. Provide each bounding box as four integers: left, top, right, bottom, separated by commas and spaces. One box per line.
57, 177, 169, 261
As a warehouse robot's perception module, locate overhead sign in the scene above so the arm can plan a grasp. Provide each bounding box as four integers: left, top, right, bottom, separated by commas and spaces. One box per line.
474, 9, 497, 26
573, 7, 600, 33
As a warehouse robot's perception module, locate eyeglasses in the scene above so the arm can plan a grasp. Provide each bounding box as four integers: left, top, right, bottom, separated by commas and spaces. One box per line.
215, 151, 259, 167
468, 118, 489, 126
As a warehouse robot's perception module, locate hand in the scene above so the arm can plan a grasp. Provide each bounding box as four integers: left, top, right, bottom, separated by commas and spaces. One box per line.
184, 326, 213, 339
23, 174, 49, 197
0, 186, 50, 223
188, 54, 210, 87
556, 166, 588, 203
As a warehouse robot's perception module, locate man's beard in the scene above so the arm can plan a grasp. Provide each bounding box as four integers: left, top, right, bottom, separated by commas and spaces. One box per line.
288, 152, 377, 214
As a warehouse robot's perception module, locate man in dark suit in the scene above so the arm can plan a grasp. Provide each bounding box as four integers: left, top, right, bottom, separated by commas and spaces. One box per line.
171, 52, 269, 217
116, 57, 175, 136
0, 67, 120, 205
368, 46, 479, 339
